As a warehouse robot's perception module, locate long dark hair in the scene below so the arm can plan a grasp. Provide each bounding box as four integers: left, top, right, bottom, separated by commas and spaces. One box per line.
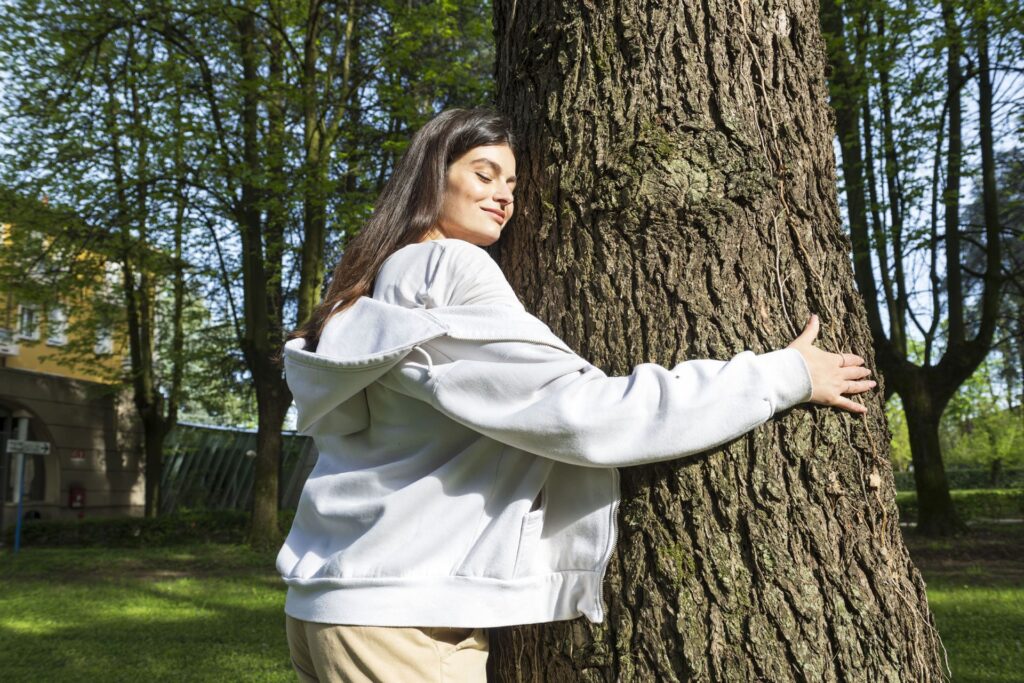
288, 107, 516, 352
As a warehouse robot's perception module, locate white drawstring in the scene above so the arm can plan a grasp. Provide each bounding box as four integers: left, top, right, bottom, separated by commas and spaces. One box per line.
410, 345, 434, 378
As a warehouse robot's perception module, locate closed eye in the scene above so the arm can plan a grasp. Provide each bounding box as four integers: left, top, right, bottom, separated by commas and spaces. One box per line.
476, 172, 491, 182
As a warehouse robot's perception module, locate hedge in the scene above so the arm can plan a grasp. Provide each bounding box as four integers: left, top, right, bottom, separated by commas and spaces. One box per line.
895, 489, 1024, 523
893, 468, 1024, 491
6, 491, 1020, 548
2, 508, 297, 548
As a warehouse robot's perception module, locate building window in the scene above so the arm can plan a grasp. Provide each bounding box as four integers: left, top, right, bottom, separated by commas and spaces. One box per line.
17, 305, 40, 341
104, 261, 121, 295
94, 324, 113, 355
0, 326, 15, 357
46, 306, 67, 346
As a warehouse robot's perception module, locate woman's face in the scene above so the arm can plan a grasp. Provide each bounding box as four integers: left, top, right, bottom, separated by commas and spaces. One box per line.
425, 144, 516, 246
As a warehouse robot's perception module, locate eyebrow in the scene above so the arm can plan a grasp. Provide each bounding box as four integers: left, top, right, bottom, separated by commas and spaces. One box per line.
470, 158, 517, 184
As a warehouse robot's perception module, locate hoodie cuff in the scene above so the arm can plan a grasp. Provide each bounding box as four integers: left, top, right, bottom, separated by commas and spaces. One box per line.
752, 347, 813, 413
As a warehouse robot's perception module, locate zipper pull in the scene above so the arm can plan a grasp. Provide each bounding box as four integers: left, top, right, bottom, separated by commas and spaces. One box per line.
410, 344, 434, 379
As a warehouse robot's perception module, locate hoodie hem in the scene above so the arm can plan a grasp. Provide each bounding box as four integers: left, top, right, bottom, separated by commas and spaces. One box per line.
282, 570, 604, 628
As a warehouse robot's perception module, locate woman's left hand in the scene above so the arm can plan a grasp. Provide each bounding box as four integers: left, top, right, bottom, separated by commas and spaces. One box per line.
786, 314, 876, 414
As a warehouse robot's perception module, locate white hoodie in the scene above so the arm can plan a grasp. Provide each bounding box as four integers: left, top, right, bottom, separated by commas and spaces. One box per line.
276, 238, 813, 628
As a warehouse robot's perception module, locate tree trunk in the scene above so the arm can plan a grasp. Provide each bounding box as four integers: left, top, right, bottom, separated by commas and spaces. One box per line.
247, 378, 288, 549
142, 419, 166, 517
489, 0, 946, 679
900, 384, 963, 536
297, 0, 328, 327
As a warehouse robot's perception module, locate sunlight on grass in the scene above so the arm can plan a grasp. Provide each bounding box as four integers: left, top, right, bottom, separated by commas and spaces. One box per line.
168, 553, 199, 561
0, 618, 59, 635
928, 585, 1024, 683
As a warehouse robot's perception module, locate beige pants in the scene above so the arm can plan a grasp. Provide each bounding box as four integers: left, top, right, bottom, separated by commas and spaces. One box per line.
285, 614, 489, 682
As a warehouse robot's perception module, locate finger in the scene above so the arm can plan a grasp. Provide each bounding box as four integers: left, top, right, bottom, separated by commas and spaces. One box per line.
797, 314, 819, 344
841, 379, 877, 394
840, 366, 873, 380
834, 397, 868, 414
839, 353, 865, 367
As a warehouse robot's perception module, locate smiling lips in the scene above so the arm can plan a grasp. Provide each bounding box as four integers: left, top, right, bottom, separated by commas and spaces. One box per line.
482, 207, 505, 224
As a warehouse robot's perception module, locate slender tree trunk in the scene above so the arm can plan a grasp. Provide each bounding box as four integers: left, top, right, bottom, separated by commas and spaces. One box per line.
168, 78, 187, 431
297, 0, 328, 327
941, 0, 964, 344
105, 48, 171, 520
873, 10, 907, 358
296, 0, 361, 327
250, 384, 288, 546
489, 0, 945, 679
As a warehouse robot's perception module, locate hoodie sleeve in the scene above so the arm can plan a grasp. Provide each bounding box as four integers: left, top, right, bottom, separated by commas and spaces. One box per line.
383, 335, 813, 469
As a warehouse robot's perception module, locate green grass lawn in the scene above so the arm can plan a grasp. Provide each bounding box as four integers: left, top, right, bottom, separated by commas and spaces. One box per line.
901, 522, 1024, 682
0, 544, 293, 682
0, 524, 1021, 681
926, 585, 1024, 682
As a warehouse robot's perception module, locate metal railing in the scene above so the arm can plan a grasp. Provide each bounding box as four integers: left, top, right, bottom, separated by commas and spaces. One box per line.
158, 421, 317, 514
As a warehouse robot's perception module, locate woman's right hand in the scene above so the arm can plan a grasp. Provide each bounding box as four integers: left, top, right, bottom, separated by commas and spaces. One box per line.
786, 314, 876, 414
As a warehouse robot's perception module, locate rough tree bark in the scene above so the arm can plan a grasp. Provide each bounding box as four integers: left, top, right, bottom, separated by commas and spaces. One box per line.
488, 0, 946, 679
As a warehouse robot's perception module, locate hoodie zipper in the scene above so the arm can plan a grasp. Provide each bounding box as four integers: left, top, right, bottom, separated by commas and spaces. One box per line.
410, 344, 435, 378
596, 466, 621, 621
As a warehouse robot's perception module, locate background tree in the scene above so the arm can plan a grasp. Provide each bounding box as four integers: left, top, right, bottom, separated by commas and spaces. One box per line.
0, 3, 197, 518
140, 0, 494, 546
488, 0, 944, 679
821, 0, 1023, 534
961, 148, 1024, 412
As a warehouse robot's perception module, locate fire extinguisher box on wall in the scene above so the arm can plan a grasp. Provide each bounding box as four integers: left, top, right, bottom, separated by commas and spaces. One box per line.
68, 484, 85, 510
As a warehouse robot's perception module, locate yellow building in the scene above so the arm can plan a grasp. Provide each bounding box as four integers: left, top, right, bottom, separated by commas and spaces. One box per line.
0, 201, 144, 534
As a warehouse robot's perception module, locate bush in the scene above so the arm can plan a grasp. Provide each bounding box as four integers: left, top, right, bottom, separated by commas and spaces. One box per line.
893, 468, 1024, 491
896, 489, 1024, 522
3, 509, 297, 548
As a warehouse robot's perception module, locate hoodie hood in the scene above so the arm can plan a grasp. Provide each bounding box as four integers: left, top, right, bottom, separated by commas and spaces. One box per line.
283, 295, 574, 435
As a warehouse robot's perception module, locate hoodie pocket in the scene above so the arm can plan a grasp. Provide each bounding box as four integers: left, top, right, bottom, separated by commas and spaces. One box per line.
512, 491, 546, 579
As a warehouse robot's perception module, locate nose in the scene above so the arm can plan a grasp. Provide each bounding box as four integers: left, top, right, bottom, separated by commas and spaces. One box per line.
493, 184, 514, 207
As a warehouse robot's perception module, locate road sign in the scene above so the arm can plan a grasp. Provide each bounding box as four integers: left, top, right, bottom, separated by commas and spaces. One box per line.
5, 439, 51, 455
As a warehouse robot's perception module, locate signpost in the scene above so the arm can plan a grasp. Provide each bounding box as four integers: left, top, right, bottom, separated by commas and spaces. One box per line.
5, 428, 49, 554
6, 440, 51, 455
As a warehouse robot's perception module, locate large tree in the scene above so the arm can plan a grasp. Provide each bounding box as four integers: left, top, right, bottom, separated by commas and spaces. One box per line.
488, 0, 945, 679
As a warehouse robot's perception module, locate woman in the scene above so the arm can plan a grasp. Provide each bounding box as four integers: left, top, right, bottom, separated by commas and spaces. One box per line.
278, 108, 875, 682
